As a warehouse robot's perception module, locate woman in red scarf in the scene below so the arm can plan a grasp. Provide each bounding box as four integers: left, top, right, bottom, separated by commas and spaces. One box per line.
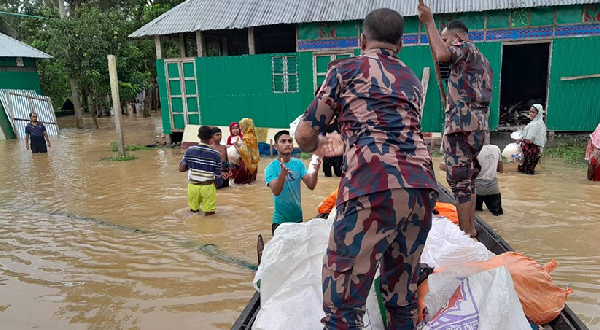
586, 124, 600, 181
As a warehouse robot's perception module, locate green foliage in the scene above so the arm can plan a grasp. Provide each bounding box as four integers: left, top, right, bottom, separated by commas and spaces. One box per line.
101, 155, 138, 161
110, 142, 154, 151
544, 141, 587, 167
0, 0, 186, 114
300, 152, 312, 160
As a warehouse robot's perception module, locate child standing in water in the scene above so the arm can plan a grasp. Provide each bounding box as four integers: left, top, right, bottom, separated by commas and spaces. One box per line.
179, 126, 222, 215
211, 127, 230, 189
227, 122, 243, 146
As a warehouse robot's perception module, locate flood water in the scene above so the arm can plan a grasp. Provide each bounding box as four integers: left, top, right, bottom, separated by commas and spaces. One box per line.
0, 115, 598, 329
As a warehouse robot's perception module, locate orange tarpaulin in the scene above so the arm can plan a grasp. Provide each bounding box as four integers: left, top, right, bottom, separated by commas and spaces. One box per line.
434, 202, 459, 224
318, 189, 338, 214
434, 252, 572, 325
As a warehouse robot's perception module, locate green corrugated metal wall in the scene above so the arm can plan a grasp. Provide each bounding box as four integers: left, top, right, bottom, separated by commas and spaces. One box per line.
0, 57, 42, 94
399, 46, 443, 132
0, 101, 17, 139
547, 36, 600, 131
399, 42, 502, 132
195, 52, 314, 128
475, 42, 502, 130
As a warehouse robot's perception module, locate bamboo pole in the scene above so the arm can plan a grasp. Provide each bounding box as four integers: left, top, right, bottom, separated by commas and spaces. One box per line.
419, 0, 447, 150
107, 55, 126, 157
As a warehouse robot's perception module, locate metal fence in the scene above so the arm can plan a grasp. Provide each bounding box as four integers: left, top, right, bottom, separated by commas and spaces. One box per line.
0, 89, 59, 139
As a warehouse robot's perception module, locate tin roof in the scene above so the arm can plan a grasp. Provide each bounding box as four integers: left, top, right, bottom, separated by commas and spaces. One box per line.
130, 0, 598, 38
0, 33, 52, 59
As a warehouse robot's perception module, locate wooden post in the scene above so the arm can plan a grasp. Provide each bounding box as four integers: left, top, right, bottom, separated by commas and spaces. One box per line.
421, 67, 431, 111
58, 0, 66, 18
195, 31, 204, 57
270, 138, 273, 157
248, 27, 256, 55
179, 33, 186, 58
107, 55, 126, 157
155, 35, 162, 59
222, 37, 229, 56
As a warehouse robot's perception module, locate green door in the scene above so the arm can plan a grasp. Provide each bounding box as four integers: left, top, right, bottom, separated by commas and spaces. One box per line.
165, 59, 200, 130
547, 37, 600, 131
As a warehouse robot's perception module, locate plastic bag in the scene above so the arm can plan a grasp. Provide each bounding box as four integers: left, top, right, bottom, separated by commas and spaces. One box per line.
511, 130, 523, 140
420, 217, 494, 269
422, 267, 531, 330
502, 142, 523, 163
450, 252, 572, 325
227, 145, 241, 165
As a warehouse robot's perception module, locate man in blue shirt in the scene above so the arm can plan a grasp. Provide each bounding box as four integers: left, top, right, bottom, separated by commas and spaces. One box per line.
265, 130, 320, 235
25, 112, 51, 153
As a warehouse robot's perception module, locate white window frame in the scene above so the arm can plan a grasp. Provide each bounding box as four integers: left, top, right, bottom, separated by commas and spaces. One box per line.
272, 56, 299, 94
312, 52, 353, 91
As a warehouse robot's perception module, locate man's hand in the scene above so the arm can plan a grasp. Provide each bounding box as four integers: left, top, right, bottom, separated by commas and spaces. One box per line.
312, 157, 322, 172
47, 142, 51, 148
314, 134, 344, 157
279, 158, 290, 178
418, 3, 434, 24
26, 144, 29, 150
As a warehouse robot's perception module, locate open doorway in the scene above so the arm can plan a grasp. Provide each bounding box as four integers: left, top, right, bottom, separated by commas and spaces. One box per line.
499, 42, 550, 128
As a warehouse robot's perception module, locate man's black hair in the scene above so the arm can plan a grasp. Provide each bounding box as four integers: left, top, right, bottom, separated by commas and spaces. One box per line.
212, 127, 222, 135
274, 130, 291, 143
446, 20, 469, 34
363, 8, 404, 44
198, 126, 213, 140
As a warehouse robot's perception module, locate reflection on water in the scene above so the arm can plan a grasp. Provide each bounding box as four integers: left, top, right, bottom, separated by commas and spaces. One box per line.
0, 115, 598, 329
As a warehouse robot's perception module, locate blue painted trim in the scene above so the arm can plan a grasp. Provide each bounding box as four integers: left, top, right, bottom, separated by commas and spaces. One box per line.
297, 24, 600, 50
298, 38, 359, 50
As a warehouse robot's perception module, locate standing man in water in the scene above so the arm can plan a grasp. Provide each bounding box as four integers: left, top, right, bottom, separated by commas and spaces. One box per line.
295, 8, 437, 329
265, 130, 319, 235
211, 127, 230, 189
419, 3, 493, 237
25, 112, 51, 153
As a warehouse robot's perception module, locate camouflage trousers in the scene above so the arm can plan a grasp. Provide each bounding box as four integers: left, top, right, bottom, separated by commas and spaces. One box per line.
322, 188, 437, 330
443, 130, 486, 204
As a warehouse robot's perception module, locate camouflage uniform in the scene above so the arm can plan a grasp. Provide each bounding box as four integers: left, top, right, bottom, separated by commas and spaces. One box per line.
443, 39, 493, 204
302, 48, 438, 329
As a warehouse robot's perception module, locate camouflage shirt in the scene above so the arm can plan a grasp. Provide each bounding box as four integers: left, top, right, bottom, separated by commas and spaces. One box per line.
445, 40, 493, 134
302, 48, 437, 205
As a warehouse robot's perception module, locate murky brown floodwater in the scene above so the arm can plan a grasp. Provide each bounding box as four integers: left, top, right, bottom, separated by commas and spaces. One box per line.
0, 114, 598, 329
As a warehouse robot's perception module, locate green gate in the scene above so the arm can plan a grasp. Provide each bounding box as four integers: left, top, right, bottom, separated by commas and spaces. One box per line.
164, 59, 200, 131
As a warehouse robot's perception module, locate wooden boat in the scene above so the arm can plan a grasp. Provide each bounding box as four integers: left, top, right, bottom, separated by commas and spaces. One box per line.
232, 185, 589, 330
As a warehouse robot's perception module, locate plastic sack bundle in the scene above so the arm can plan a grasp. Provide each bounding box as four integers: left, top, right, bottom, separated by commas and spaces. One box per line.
421, 267, 531, 330
503, 142, 523, 163
420, 216, 494, 269
252, 218, 384, 330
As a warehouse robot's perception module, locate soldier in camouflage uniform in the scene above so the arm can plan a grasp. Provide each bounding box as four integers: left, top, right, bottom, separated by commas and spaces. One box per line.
419, 4, 493, 237
295, 8, 438, 330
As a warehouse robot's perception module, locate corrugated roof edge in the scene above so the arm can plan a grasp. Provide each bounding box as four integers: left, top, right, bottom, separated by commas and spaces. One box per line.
0, 33, 52, 59
129, 0, 599, 39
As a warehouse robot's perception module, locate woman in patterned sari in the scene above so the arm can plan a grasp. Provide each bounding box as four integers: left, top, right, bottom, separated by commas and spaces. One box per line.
517, 104, 547, 174
231, 118, 260, 184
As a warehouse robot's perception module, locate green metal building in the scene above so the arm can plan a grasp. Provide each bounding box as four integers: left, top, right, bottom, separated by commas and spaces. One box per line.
130, 0, 600, 141
0, 32, 52, 140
